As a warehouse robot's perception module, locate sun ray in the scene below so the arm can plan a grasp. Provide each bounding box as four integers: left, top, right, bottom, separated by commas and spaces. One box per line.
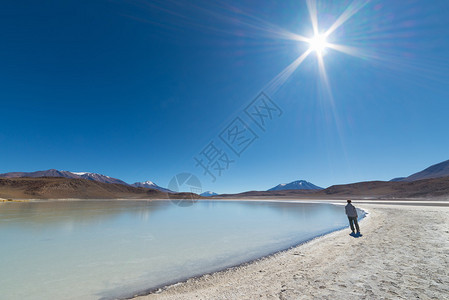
316, 53, 332, 104
306, 0, 319, 36
326, 42, 407, 66
127, 0, 311, 45
290, 33, 313, 44
265, 48, 313, 95
324, 0, 370, 37
316, 51, 350, 171
326, 43, 370, 58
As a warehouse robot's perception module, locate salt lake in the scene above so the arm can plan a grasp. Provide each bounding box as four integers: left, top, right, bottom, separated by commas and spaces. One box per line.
0, 200, 364, 299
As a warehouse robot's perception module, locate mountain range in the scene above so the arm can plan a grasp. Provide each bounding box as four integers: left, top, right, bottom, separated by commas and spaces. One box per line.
0, 169, 172, 193
0, 169, 128, 185
1, 159, 449, 200
218, 176, 449, 200
267, 159, 449, 191
218, 158, 449, 199
0, 177, 199, 200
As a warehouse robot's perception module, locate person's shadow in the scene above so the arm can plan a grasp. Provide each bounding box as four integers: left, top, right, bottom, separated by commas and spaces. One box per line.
349, 232, 363, 238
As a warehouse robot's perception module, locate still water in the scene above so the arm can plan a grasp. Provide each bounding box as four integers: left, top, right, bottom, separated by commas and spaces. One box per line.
0, 200, 364, 299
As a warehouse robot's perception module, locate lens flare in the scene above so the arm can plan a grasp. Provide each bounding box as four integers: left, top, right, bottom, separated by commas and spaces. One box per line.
308, 34, 328, 55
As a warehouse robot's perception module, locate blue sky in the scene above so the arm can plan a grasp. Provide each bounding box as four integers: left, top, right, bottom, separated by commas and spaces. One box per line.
1, 0, 449, 193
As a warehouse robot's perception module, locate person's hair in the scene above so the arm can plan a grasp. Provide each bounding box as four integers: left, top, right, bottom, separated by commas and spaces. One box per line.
347, 199, 351, 203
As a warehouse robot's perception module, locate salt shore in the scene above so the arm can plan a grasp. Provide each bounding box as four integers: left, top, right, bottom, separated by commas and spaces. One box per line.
133, 202, 449, 299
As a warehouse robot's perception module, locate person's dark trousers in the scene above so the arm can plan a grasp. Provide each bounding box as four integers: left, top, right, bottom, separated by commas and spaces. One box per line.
348, 216, 360, 233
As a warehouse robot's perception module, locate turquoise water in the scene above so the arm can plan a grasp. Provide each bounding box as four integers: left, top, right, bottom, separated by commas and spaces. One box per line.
0, 200, 364, 299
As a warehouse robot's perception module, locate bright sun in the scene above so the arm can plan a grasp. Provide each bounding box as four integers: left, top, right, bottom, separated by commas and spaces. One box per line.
308, 34, 328, 55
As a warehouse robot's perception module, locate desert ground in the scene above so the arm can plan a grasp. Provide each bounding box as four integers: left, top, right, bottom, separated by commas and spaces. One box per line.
133, 201, 449, 300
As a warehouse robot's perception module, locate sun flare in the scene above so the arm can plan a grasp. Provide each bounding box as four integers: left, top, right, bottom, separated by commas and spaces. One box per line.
266, 0, 369, 95
308, 34, 328, 55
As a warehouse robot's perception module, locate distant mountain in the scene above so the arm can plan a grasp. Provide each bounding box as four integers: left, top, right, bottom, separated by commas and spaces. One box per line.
0, 169, 78, 179
219, 176, 449, 199
268, 180, 323, 191
72, 172, 129, 185
0, 169, 185, 193
131, 181, 173, 193
320, 177, 449, 199
399, 159, 449, 182
0, 169, 130, 186
200, 191, 218, 197
0, 177, 201, 200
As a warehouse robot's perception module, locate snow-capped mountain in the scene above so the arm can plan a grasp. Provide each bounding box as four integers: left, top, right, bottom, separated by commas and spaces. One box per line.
73, 172, 129, 185
0, 169, 129, 186
0, 169, 195, 194
131, 181, 173, 193
268, 180, 323, 191
0, 169, 77, 179
200, 191, 218, 197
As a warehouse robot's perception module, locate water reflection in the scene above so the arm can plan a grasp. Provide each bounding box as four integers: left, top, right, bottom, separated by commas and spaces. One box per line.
0, 200, 363, 300
0, 200, 170, 227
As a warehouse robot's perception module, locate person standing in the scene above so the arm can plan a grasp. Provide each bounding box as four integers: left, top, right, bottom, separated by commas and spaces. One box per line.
345, 200, 360, 234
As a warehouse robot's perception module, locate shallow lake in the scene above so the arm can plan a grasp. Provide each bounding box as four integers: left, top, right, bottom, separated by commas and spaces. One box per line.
0, 200, 364, 299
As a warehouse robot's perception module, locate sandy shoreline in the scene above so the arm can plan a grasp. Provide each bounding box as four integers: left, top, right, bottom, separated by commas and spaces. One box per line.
133, 202, 449, 299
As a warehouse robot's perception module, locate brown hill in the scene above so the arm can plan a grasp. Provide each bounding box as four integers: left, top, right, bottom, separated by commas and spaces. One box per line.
402, 159, 449, 182
0, 177, 199, 200
0, 169, 76, 179
319, 176, 449, 198
0, 169, 129, 186
218, 189, 318, 198
218, 176, 449, 200
3, 176, 449, 201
